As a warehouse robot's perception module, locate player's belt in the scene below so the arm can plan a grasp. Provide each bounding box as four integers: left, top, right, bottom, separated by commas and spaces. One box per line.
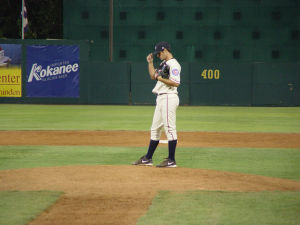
157, 93, 177, 96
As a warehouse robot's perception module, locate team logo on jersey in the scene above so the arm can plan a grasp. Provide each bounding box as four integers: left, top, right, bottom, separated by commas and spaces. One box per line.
172, 68, 179, 76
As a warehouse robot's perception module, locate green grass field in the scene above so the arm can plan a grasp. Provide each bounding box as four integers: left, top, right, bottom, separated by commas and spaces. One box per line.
0, 191, 62, 225
0, 146, 299, 180
1, 104, 300, 132
0, 104, 300, 225
137, 191, 300, 225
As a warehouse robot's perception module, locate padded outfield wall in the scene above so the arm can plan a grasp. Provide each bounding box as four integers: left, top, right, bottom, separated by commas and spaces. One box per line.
0, 39, 299, 106
1, 1, 299, 105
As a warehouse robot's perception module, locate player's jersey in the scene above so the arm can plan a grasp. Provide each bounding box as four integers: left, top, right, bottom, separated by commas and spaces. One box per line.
152, 58, 181, 95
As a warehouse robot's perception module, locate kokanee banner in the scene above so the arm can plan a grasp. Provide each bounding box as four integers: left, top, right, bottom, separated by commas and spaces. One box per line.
0, 44, 22, 97
26, 45, 80, 97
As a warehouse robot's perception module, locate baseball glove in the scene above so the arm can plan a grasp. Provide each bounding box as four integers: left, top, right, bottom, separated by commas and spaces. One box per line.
155, 62, 170, 80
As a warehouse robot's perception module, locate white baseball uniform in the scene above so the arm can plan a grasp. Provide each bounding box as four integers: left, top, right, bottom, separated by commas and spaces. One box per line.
151, 58, 181, 141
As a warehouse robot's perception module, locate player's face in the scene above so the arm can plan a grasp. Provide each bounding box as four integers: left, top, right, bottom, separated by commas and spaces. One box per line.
157, 50, 166, 60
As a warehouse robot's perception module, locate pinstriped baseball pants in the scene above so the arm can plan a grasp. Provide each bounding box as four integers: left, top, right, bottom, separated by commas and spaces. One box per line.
151, 93, 179, 141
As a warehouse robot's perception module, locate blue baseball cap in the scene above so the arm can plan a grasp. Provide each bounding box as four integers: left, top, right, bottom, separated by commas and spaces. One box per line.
153, 41, 171, 55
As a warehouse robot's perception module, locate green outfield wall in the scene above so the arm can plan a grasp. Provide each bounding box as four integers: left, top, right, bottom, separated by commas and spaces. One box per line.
2, 1, 299, 105
0, 39, 299, 106
63, 0, 300, 63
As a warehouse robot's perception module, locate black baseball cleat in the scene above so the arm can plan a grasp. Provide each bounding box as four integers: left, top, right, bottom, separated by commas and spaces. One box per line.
156, 158, 177, 168
132, 155, 153, 166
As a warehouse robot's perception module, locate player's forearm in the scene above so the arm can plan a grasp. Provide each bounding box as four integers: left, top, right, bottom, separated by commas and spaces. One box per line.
148, 62, 156, 80
157, 77, 180, 87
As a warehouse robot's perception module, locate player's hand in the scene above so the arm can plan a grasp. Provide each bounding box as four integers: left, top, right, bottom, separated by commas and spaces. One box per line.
154, 69, 160, 80
146, 53, 153, 63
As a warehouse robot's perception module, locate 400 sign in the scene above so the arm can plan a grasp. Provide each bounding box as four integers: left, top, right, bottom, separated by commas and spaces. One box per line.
201, 69, 220, 80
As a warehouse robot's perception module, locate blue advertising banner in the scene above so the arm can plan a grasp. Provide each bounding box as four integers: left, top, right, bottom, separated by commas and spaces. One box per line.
26, 45, 80, 97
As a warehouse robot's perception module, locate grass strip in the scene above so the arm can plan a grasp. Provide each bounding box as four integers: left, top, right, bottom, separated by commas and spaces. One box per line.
0, 191, 62, 225
137, 190, 300, 225
0, 146, 299, 180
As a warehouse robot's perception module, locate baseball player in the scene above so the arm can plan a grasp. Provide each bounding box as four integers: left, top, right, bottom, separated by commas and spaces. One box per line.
133, 41, 181, 168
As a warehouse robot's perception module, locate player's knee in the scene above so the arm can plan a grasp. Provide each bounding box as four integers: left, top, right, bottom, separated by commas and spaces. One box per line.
151, 129, 162, 141
165, 129, 177, 141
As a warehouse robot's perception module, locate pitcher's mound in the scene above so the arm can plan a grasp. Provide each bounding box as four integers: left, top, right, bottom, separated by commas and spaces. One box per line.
1, 165, 300, 225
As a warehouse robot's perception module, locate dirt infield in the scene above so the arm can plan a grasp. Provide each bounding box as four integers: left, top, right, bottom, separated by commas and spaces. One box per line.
1, 130, 300, 225
1, 130, 300, 148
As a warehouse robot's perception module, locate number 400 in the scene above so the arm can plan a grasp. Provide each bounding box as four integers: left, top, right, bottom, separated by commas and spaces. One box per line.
201, 69, 220, 80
